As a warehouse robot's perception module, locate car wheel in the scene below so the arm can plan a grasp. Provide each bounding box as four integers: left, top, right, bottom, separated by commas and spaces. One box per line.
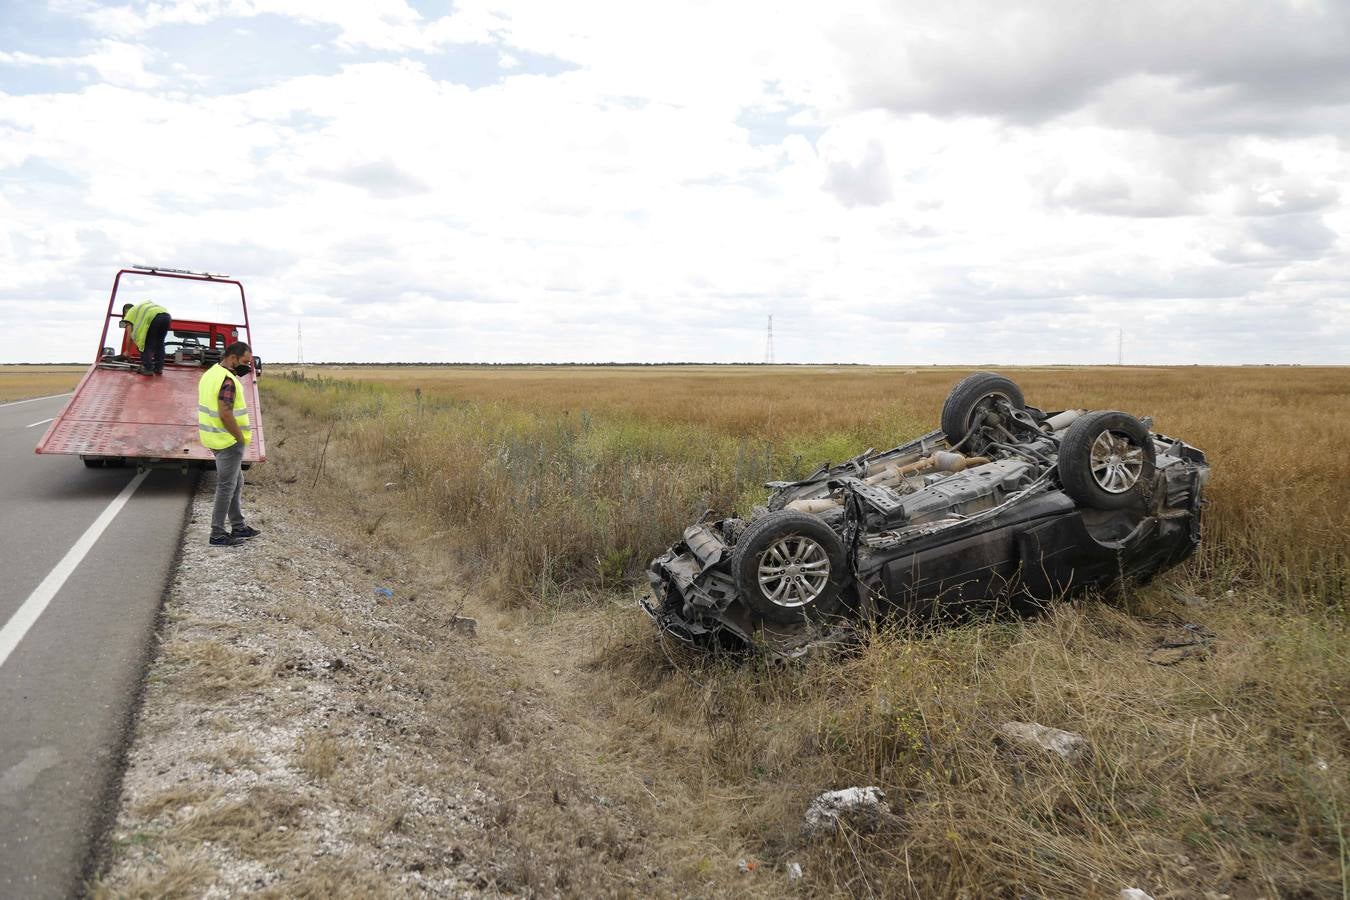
1058, 410, 1156, 510
940, 372, 1026, 446
731, 509, 846, 624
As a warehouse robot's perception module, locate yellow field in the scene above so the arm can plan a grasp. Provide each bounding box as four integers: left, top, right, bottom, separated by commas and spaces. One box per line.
262, 365, 1348, 897
270, 364, 1348, 605
0, 365, 85, 402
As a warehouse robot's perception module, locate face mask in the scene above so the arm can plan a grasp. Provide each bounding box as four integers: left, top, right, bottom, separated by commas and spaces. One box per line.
232, 364, 251, 377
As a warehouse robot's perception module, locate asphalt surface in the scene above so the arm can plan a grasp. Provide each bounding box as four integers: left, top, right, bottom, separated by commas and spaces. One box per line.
0, 393, 196, 899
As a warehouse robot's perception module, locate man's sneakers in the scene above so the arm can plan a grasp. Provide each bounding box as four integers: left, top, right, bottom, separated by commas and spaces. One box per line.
208, 525, 260, 546
209, 533, 246, 547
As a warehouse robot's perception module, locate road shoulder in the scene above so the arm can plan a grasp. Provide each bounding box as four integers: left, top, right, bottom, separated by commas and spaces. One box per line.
93, 428, 676, 897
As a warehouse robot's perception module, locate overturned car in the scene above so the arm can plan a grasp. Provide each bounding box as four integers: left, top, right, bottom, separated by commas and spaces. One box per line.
643, 373, 1209, 654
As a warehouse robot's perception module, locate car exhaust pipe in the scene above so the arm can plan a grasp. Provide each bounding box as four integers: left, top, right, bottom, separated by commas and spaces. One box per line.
786, 497, 843, 514
788, 452, 998, 513
862, 451, 991, 487
1043, 409, 1085, 432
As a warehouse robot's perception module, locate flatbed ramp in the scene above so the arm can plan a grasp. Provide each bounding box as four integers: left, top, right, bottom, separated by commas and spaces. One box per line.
36, 365, 264, 465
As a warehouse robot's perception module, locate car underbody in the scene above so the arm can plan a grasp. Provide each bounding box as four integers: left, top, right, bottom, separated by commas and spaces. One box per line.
643, 372, 1210, 656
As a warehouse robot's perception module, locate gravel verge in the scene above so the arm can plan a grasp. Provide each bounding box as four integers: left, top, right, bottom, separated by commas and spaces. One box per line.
94, 474, 499, 898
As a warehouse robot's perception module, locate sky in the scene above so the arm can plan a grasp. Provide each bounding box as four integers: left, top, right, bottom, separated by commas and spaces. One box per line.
1, 1, 1347, 365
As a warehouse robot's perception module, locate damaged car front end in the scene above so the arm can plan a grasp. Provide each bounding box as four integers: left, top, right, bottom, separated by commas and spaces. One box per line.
643, 372, 1209, 654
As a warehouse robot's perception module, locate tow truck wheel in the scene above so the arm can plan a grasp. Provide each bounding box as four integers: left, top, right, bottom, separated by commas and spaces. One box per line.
940, 372, 1026, 447
1059, 410, 1156, 510
731, 510, 846, 624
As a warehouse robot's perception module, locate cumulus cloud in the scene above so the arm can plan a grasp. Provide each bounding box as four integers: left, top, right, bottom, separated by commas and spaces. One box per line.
824, 140, 892, 208
1, 0, 1347, 363
834, 1, 1350, 130
319, 160, 430, 199
0, 39, 160, 88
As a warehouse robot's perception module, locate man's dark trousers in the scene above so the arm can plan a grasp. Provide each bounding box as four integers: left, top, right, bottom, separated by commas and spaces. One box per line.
141, 312, 171, 374
210, 442, 246, 537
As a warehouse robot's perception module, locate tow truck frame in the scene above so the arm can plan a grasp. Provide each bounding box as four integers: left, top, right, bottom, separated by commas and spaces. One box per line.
34, 266, 266, 471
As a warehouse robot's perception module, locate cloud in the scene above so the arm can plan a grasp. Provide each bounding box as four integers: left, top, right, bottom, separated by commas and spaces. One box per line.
0, 39, 160, 88
319, 160, 430, 199
833, 1, 1350, 133
0, 1, 1347, 363
824, 140, 891, 208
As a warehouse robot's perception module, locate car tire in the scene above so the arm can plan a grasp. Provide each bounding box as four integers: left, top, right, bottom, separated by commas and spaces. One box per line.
731, 509, 846, 624
940, 372, 1026, 445
1058, 410, 1156, 510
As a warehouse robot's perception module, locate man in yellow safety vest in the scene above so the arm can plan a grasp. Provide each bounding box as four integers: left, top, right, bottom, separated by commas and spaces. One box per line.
119, 301, 172, 376
198, 341, 260, 547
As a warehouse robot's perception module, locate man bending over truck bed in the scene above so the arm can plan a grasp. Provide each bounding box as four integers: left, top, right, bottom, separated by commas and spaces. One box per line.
120, 301, 171, 376
198, 341, 261, 547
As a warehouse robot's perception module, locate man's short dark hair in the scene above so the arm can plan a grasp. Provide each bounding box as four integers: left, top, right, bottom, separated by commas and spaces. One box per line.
122, 303, 133, 313
223, 341, 251, 359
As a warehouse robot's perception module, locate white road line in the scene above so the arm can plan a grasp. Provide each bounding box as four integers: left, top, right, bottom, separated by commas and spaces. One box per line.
0, 392, 72, 409
26, 417, 56, 429
0, 471, 149, 670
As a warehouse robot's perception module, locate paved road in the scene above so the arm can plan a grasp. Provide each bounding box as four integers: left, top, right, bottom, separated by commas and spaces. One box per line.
0, 393, 195, 899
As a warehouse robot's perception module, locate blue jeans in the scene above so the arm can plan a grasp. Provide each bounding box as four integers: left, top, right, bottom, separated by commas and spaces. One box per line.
210, 442, 246, 536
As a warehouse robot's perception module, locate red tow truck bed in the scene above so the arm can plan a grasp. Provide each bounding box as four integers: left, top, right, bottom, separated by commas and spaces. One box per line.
36, 364, 264, 465
34, 265, 266, 468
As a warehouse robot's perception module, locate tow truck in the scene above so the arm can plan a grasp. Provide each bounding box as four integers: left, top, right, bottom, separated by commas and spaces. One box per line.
35, 266, 266, 470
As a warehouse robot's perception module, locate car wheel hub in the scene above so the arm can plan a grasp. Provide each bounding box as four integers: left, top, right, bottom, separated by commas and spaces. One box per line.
1090, 431, 1145, 494
757, 536, 830, 608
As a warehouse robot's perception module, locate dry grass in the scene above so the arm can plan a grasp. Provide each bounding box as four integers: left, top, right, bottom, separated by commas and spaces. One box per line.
296, 733, 340, 781
0, 364, 84, 402
189, 738, 263, 774
268, 365, 1348, 608
247, 365, 1349, 897
172, 787, 307, 858
160, 639, 274, 698
91, 849, 214, 900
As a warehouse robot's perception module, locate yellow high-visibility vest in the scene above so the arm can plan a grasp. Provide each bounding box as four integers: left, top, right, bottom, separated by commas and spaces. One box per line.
123, 301, 169, 351
197, 363, 251, 450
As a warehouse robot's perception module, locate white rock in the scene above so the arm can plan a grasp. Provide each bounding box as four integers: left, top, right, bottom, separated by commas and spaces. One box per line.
997, 722, 1089, 761
786, 861, 803, 881
1120, 889, 1155, 900
802, 786, 889, 837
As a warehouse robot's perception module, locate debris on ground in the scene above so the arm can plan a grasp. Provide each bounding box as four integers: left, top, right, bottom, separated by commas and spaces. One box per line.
802, 786, 890, 837
786, 861, 803, 881
996, 722, 1089, 761
1147, 622, 1215, 665
1120, 889, 1155, 900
